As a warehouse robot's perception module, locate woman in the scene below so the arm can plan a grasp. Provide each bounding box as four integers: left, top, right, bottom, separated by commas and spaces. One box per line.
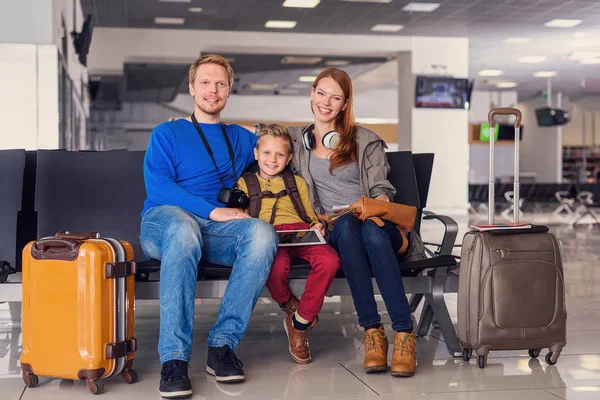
287, 68, 416, 378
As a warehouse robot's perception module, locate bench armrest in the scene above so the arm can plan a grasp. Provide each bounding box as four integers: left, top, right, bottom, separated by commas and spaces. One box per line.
422, 210, 459, 257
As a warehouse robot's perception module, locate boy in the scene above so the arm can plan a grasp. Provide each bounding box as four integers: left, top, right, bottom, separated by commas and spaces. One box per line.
237, 124, 340, 364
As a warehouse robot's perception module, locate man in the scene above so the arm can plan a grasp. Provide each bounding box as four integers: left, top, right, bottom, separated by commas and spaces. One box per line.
140, 54, 278, 399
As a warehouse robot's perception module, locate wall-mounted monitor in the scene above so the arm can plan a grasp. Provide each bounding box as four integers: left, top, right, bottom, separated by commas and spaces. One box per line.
535, 107, 569, 127
415, 76, 472, 109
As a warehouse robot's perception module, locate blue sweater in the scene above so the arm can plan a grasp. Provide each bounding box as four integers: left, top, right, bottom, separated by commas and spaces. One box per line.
142, 119, 257, 218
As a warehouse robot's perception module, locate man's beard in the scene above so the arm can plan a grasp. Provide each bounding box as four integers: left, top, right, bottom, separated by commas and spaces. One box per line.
197, 99, 225, 116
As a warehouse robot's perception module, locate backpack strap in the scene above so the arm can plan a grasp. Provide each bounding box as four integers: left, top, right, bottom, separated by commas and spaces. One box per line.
241, 172, 262, 218
281, 169, 312, 224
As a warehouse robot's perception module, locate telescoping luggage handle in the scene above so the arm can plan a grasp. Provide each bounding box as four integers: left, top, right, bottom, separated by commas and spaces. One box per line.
487, 107, 522, 225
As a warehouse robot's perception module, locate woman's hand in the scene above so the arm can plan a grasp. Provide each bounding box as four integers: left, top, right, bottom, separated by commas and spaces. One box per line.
209, 208, 251, 222
312, 222, 326, 236
374, 194, 390, 202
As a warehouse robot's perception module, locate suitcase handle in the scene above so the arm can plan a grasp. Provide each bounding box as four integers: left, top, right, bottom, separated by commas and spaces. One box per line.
31, 239, 81, 261
55, 231, 100, 240
488, 108, 522, 128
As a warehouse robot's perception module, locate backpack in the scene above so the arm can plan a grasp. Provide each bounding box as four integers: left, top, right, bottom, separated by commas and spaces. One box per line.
241, 169, 312, 225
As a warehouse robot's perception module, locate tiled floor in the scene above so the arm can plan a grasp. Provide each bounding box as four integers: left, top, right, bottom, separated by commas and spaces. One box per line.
2, 217, 600, 399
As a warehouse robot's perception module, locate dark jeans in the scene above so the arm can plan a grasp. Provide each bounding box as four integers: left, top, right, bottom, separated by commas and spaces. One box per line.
329, 214, 413, 332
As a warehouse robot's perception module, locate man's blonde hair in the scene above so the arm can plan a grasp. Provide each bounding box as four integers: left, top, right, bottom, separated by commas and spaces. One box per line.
256, 124, 292, 153
188, 54, 234, 89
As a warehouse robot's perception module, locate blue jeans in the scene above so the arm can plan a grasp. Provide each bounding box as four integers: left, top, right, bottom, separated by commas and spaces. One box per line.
140, 205, 278, 364
329, 214, 413, 332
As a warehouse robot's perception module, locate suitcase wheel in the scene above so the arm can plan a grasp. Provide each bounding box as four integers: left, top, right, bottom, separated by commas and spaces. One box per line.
23, 371, 39, 388
121, 369, 138, 384
462, 348, 472, 362
86, 379, 105, 395
545, 351, 558, 365
528, 349, 542, 358
478, 355, 487, 369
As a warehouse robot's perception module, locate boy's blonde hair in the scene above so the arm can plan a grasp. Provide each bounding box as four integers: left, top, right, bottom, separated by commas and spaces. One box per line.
188, 54, 234, 89
256, 124, 292, 153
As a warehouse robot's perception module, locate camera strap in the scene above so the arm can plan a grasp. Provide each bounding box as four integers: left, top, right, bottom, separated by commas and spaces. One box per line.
191, 113, 238, 188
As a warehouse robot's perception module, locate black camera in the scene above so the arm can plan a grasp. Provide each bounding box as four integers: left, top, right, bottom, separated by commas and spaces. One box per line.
218, 187, 249, 209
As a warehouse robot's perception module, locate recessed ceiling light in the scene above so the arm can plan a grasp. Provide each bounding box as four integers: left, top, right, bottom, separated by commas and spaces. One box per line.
533, 71, 557, 78
371, 24, 404, 32
283, 0, 320, 8
288, 83, 312, 89
544, 19, 582, 28
278, 89, 302, 95
298, 76, 318, 82
341, 0, 392, 3
326, 60, 351, 66
580, 58, 600, 65
265, 20, 297, 29
568, 51, 600, 60
246, 83, 278, 91
572, 32, 586, 38
402, 2, 440, 12
478, 69, 504, 77
154, 17, 185, 25
503, 37, 531, 44
280, 56, 322, 65
518, 56, 547, 63
496, 82, 518, 88
188, 7, 203, 12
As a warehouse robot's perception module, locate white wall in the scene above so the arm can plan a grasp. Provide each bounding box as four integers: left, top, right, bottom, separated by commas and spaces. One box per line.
0, 0, 53, 44
0, 44, 59, 150
562, 96, 600, 146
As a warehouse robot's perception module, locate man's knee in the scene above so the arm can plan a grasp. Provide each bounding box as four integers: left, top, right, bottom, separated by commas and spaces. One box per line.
242, 219, 278, 255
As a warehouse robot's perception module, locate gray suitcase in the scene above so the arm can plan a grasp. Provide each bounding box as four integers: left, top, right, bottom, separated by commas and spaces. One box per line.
457, 108, 567, 368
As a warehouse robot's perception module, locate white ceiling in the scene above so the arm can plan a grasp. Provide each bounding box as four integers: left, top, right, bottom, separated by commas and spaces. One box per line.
81, 0, 600, 100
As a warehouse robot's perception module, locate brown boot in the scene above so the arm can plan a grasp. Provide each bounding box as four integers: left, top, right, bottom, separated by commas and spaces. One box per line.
363, 326, 388, 373
280, 294, 300, 316
283, 313, 312, 364
391, 331, 416, 377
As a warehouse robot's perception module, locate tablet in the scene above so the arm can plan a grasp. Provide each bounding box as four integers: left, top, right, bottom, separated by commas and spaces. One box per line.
276, 229, 326, 247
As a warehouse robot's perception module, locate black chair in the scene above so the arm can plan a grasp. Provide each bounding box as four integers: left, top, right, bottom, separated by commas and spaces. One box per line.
0, 150, 26, 282
35, 150, 147, 258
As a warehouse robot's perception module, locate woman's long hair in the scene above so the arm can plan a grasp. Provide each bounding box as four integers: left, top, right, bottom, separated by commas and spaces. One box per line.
312, 68, 357, 171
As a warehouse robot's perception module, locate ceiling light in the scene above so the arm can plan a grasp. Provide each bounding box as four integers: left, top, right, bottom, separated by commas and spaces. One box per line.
503, 37, 531, 44
402, 2, 440, 12
154, 17, 185, 25
568, 51, 600, 60
298, 76, 317, 82
280, 56, 322, 65
288, 83, 311, 89
496, 82, 518, 88
283, 0, 320, 8
573, 32, 586, 38
278, 89, 302, 95
265, 20, 297, 29
188, 7, 203, 12
341, 0, 392, 3
246, 83, 278, 91
478, 69, 504, 77
371, 24, 404, 32
544, 19, 582, 28
518, 56, 547, 63
580, 58, 600, 65
533, 71, 557, 78
326, 60, 351, 66
159, 0, 191, 2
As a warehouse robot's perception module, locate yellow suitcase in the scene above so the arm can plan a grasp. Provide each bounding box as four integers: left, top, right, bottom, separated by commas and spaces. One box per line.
20, 232, 137, 394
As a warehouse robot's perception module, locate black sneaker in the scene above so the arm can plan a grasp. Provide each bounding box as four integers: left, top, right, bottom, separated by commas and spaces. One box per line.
159, 360, 192, 399
206, 345, 245, 383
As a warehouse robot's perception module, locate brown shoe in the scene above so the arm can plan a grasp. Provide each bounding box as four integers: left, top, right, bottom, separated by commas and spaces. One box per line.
363, 326, 388, 373
283, 314, 312, 364
391, 331, 416, 377
280, 294, 300, 316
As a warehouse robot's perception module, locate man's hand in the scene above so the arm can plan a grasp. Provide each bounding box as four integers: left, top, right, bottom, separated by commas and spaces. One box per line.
312, 222, 326, 236
375, 194, 390, 202
209, 208, 251, 222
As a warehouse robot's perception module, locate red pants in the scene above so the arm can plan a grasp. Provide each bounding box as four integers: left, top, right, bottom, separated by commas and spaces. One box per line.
267, 223, 341, 322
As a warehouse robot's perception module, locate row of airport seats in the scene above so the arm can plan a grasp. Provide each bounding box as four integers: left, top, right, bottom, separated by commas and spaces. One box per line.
0, 149, 463, 356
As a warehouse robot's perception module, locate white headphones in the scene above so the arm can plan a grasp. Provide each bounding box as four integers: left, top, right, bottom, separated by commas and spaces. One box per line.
301, 124, 340, 150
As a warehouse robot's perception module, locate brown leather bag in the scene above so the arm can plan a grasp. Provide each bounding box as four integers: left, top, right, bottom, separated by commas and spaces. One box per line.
350, 196, 417, 232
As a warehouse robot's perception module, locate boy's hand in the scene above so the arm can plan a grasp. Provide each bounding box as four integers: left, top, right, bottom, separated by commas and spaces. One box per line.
312, 222, 326, 236
209, 208, 250, 222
